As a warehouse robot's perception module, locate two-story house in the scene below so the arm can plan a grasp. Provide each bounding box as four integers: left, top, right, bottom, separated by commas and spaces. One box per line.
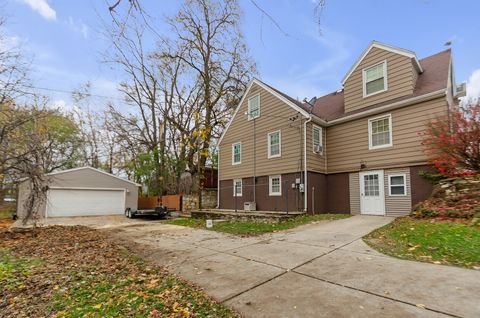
217, 41, 462, 217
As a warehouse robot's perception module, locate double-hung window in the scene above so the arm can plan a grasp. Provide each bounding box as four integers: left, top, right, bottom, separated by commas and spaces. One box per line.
233, 179, 242, 197
363, 61, 387, 97
268, 130, 281, 158
248, 95, 260, 120
388, 174, 406, 196
232, 142, 241, 164
368, 114, 392, 149
269, 175, 282, 196
312, 125, 323, 154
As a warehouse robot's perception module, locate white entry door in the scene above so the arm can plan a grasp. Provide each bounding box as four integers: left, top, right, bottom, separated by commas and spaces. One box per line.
359, 170, 385, 215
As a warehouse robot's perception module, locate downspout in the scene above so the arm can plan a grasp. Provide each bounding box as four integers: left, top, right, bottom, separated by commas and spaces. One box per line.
216, 146, 220, 208
303, 116, 312, 212
324, 128, 327, 172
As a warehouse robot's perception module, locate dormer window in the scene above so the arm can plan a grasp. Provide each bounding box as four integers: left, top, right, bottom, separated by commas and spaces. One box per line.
363, 61, 387, 97
248, 95, 260, 120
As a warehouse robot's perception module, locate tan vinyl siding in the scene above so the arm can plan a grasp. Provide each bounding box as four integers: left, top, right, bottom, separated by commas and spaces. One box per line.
306, 122, 327, 173
349, 168, 411, 216
326, 97, 448, 173
219, 83, 305, 180
344, 47, 418, 113
384, 167, 412, 217
349, 172, 360, 215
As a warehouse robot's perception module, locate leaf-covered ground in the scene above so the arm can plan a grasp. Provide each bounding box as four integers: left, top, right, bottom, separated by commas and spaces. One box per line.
364, 217, 480, 269
0, 226, 238, 318
0, 202, 15, 229
165, 214, 350, 236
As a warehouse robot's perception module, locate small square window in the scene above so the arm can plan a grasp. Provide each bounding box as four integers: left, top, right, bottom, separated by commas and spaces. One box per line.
232, 143, 241, 164
233, 179, 242, 197
268, 130, 281, 158
269, 175, 282, 196
389, 174, 406, 196
248, 95, 260, 120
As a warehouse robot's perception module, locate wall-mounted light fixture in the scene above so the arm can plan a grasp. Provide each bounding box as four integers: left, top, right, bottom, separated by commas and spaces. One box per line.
360, 161, 367, 170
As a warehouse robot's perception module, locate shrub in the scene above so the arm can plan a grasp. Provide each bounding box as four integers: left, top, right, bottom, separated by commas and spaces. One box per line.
421, 103, 480, 177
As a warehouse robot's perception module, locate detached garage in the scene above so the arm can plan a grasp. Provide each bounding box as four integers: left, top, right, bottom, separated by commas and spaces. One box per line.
17, 167, 140, 218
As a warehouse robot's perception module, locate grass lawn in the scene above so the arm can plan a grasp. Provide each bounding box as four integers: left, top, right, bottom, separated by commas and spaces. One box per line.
165, 213, 350, 236
364, 217, 480, 269
0, 226, 238, 317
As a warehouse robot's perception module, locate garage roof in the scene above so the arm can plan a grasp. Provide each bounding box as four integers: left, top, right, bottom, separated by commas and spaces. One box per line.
47, 167, 141, 187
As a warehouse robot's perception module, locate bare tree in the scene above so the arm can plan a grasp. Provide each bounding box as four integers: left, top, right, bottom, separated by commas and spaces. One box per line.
103, 0, 255, 196
165, 0, 255, 192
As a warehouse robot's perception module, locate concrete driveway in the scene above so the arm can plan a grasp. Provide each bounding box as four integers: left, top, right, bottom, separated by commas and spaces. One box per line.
107, 215, 479, 318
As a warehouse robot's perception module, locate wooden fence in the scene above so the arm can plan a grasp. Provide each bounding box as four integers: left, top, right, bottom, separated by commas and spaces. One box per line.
137, 195, 182, 211
138, 196, 162, 209
161, 195, 182, 211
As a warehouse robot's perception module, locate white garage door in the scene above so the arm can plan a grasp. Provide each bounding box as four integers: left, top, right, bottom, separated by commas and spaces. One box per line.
46, 188, 126, 217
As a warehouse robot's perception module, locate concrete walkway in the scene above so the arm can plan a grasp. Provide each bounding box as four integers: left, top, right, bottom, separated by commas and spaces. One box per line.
107, 216, 480, 318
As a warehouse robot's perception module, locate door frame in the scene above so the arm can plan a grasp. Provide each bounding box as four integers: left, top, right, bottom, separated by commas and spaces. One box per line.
359, 170, 385, 216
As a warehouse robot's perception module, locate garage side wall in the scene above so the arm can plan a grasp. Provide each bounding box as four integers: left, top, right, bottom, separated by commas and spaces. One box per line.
16, 181, 47, 219
48, 169, 138, 210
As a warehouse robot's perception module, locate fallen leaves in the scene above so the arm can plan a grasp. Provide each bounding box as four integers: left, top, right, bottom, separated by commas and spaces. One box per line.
0, 226, 238, 317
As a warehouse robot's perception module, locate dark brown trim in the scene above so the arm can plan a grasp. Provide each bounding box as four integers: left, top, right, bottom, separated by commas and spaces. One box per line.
410, 165, 435, 207
219, 172, 305, 212
220, 165, 432, 215
307, 172, 327, 214
326, 173, 350, 214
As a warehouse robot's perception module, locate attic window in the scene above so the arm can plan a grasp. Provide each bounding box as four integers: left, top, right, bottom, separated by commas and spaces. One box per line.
363, 61, 387, 97
248, 95, 260, 120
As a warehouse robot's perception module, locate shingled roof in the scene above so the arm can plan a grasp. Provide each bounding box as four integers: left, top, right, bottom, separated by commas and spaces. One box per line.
258, 49, 451, 122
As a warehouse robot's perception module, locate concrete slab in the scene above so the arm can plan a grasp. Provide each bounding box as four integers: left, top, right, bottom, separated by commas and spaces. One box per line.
226, 272, 447, 318
279, 215, 394, 248
285, 231, 360, 248
143, 243, 217, 268
295, 248, 480, 318
229, 240, 332, 269
338, 238, 389, 257
194, 235, 267, 251
173, 253, 285, 302
105, 215, 479, 318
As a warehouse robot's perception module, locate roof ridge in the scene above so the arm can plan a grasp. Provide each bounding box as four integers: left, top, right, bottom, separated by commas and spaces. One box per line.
418, 48, 451, 61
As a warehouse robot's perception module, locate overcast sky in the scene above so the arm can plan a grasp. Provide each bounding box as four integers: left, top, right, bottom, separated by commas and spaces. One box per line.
4, 0, 480, 109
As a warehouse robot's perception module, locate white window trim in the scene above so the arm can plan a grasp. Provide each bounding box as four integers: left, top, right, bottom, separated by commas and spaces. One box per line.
267, 130, 281, 159
362, 60, 388, 98
269, 175, 282, 196
312, 125, 323, 154
233, 179, 242, 197
232, 142, 242, 165
368, 114, 393, 150
388, 174, 407, 196
247, 94, 260, 121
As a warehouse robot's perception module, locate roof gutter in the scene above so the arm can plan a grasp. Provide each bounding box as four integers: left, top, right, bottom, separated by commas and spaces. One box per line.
326, 89, 446, 126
